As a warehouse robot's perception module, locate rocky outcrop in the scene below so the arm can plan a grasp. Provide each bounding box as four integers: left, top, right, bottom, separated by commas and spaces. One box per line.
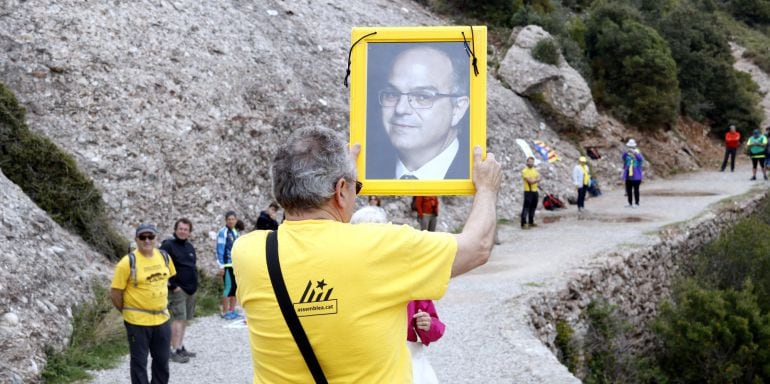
529, 188, 770, 358
498, 25, 599, 129
0, 169, 111, 384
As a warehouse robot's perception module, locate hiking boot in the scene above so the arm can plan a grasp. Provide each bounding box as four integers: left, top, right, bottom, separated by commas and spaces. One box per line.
179, 346, 196, 358
751, 176, 757, 180
170, 351, 190, 364
521, 224, 530, 230
529, 223, 538, 228
765, 175, 768, 180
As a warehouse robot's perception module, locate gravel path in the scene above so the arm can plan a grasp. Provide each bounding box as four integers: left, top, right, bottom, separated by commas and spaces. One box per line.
89, 169, 763, 383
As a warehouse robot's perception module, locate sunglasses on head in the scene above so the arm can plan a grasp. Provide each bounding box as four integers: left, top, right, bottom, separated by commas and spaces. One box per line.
137, 234, 156, 241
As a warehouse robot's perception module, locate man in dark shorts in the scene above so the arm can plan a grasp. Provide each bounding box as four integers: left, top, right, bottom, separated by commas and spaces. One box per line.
161, 218, 197, 363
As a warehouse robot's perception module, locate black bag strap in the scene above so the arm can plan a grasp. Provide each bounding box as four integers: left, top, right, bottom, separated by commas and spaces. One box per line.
266, 231, 328, 384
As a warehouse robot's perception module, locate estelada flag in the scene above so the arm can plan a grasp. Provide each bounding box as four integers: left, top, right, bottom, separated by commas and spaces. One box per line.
532, 140, 561, 163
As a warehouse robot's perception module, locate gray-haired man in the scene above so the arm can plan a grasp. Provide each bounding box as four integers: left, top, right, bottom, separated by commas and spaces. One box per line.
233, 127, 500, 382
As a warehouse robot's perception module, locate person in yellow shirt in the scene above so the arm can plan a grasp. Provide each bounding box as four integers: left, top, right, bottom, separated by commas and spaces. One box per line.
111, 224, 177, 384
233, 127, 502, 383
521, 156, 541, 229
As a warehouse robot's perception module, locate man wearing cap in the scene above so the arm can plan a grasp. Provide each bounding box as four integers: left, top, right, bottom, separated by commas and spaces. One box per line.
622, 139, 644, 208
720, 125, 741, 172
110, 224, 177, 384
572, 156, 591, 212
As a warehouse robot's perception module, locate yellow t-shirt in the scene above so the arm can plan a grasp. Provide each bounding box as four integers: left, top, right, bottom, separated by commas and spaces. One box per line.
522, 167, 540, 192
111, 249, 176, 326
233, 220, 457, 384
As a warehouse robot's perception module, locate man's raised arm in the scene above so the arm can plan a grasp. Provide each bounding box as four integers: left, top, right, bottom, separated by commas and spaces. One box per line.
452, 146, 502, 277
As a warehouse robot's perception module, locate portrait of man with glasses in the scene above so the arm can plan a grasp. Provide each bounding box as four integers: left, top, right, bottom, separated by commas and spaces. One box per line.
365, 42, 471, 180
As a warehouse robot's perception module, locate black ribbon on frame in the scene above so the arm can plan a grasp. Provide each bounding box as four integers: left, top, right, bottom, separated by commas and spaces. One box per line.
344, 31, 377, 88
461, 26, 479, 77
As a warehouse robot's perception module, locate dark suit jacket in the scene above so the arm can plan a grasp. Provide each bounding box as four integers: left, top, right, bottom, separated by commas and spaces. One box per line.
366, 134, 469, 180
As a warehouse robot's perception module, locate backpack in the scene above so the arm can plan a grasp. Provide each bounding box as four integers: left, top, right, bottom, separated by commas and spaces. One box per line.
543, 194, 565, 211
128, 249, 170, 287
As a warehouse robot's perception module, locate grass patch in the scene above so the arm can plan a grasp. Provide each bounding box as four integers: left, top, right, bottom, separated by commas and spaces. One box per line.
42, 285, 127, 384
195, 269, 223, 316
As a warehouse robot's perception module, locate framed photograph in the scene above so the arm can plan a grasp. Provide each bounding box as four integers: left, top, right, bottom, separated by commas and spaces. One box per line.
348, 26, 487, 196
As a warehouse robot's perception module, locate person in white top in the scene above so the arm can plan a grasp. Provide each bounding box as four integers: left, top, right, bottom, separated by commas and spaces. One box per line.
572, 156, 591, 212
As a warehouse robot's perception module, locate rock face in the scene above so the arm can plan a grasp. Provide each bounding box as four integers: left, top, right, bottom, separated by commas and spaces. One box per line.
0, 0, 585, 253
498, 25, 599, 129
0, 169, 111, 384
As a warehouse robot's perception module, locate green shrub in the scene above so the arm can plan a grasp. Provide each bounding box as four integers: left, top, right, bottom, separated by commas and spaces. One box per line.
0, 83, 128, 261
654, 280, 770, 383
695, 216, 770, 311
580, 300, 668, 384
586, 2, 680, 129
555, 320, 580, 373
532, 39, 561, 65
42, 285, 127, 383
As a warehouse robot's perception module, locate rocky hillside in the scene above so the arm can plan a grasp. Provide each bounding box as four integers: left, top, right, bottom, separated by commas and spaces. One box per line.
1, 1, 717, 247
0, 169, 111, 384
0, 1, 744, 381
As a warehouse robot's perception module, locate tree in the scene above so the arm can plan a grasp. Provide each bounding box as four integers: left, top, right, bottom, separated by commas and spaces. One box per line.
655, 2, 763, 134
586, 1, 680, 129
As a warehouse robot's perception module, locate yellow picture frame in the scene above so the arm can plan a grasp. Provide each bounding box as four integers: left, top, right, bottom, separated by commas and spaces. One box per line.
348, 26, 487, 196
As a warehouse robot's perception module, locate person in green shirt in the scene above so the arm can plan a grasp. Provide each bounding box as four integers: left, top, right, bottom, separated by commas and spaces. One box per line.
747, 129, 767, 181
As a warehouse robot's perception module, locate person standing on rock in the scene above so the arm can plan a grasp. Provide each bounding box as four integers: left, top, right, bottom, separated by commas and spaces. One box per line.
160, 218, 197, 364
415, 196, 439, 231
720, 125, 741, 172
572, 156, 590, 212
216, 211, 241, 320
110, 224, 176, 384
622, 139, 644, 208
232, 127, 501, 383
521, 156, 541, 229
747, 129, 768, 181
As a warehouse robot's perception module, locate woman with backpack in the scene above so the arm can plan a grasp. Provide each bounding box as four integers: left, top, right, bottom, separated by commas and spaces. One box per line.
622, 139, 644, 208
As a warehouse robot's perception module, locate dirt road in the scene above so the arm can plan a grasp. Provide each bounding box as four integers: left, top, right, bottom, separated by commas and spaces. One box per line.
89, 169, 764, 383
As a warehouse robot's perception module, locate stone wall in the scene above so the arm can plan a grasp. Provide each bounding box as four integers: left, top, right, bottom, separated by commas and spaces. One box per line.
529, 188, 770, 356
